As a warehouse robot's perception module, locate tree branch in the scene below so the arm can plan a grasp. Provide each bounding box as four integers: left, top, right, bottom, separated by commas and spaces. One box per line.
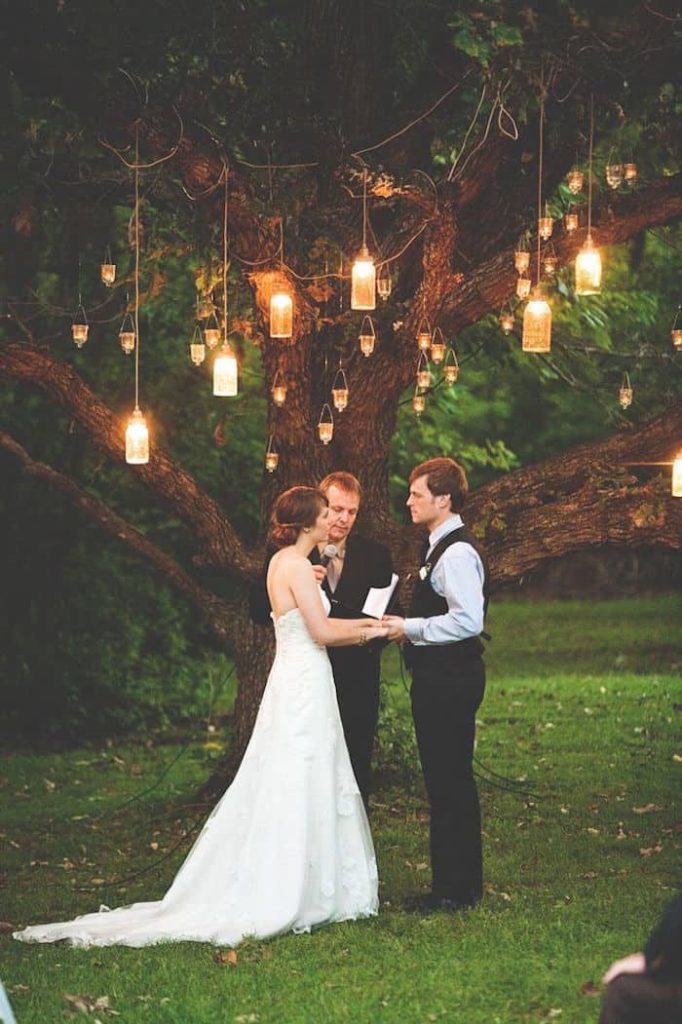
443, 172, 682, 332
0, 430, 237, 642
466, 403, 682, 584
0, 341, 260, 580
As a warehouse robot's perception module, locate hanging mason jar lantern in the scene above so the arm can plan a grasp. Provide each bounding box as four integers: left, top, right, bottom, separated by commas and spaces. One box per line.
516, 276, 531, 300
514, 249, 530, 274
538, 214, 554, 241
671, 308, 682, 350
618, 373, 633, 409
412, 386, 426, 417
100, 246, 116, 287
605, 163, 623, 189
575, 234, 602, 296
351, 245, 376, 310
332, 365, 349, 411
118, 310, 136, 355
564, 212, 579, 233
270, 290, 294, 339
377, 263, 392, 301
318, 403, 334, 444
543, 251, 558, 277
443, 347, 459, 385
499, 309, 515, 334
189, 324, 205, 366
125, 407, 150, 465
203, 310, 221, 349
415, 316, 432, 351
416, 351, 431, 390
271, 369, 288, 406
522, 286, 552, 353
265, 435, 279, 473
213, 340, 238, 396
624, 162, 638, 183
672, 449, 682, 498
567, 169, 584, 194
430, 327, 446, 364
71, 303, 89, 347
197, 295, 214, 320
358, 315, 376, 357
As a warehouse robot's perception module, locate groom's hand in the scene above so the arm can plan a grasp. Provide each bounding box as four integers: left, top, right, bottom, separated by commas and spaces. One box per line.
382, 615, 406, 642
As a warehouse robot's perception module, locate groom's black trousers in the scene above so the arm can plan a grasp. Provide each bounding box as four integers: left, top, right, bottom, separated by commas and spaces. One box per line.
410, 649, 485, 903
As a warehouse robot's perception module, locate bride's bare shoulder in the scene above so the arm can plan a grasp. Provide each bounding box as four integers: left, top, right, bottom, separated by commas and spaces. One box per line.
269, 549, 310, 572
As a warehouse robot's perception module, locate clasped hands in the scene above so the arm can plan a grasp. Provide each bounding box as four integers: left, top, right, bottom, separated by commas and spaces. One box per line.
381, 615, 406, 642
360, 616, 406, 644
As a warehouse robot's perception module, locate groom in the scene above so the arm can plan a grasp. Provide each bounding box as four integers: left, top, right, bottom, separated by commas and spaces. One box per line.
383, 457, 488, 913
250, 471, 394, 809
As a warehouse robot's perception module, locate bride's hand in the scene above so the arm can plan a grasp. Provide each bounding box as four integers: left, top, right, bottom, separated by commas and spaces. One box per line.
359, 623, 390, 644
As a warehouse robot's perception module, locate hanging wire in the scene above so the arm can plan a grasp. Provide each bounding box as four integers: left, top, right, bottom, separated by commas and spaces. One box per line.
362, 167, 368, 249
446, 81, 488, 182
351, 70, 473, 159
536, 69, 546, 287
134, 123, 141, 410
587, 92, 595, 237
99, 107, 184, 170
222, 165, 229, 340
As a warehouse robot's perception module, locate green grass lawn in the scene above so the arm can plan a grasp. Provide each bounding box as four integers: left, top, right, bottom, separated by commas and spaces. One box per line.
1, 596, 680, 1023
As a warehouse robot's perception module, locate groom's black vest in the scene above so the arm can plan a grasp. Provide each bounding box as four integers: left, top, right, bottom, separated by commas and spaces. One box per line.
404, 526, 488, 670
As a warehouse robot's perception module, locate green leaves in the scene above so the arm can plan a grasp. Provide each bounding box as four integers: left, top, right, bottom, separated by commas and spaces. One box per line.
450, 7, 523, 67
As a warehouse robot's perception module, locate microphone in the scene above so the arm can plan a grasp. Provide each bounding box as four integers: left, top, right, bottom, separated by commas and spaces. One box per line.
320, 544, 338, 567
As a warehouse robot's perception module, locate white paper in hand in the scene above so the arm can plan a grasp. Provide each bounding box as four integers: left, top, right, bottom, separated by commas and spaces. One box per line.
362, 574, 399, 618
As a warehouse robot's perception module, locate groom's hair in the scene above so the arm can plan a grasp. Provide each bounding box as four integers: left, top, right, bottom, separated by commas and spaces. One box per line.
319, 471, 362, 500
409, 457, 468, 512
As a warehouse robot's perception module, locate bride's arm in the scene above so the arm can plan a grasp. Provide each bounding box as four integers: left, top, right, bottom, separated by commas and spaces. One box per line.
289, 561, 387, 647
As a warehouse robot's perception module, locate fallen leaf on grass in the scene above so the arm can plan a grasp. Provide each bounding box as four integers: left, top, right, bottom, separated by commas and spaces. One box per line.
214, 949, 239, 966
0, 921, 15, 933
234, 1015, 259, 1023
639, 843, 663, 857
43, 778, 56, 792
580, 980, 601, 997
9, 984, 30, 994
633, 803, 664, 814
673, 754, 682, 763
62, 993, 119, 1015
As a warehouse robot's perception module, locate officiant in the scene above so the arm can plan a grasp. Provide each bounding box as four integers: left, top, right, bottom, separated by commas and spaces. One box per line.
249, 471, 395, 809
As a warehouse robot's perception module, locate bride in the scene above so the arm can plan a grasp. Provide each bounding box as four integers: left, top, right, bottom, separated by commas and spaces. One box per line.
14, 486, 388, 948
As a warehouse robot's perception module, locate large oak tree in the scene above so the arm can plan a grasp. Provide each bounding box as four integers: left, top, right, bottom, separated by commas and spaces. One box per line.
1, 1, 680, 767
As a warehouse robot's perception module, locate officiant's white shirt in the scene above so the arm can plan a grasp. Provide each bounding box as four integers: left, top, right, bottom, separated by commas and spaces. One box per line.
404, 514, 485, 645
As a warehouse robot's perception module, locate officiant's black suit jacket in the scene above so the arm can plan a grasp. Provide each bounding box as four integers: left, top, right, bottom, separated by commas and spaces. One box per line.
248, 533, 395, 806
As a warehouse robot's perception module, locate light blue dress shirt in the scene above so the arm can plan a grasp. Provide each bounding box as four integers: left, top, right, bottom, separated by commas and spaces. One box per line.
403, 514, 485, 645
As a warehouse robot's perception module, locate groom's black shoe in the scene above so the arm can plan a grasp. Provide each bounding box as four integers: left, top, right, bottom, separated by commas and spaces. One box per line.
405, 892, 478, 915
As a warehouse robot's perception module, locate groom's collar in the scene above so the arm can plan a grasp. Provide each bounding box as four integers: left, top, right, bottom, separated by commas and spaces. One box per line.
427, 514, 463, 554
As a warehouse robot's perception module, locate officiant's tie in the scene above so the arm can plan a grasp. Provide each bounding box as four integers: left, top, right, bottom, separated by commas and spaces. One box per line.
326, 550, 344, 593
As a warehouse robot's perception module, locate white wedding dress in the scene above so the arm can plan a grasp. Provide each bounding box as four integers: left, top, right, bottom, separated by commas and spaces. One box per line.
14, 597, 378, 948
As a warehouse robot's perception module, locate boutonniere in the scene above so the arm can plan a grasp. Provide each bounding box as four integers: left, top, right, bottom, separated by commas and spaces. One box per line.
419, 562, 432, 581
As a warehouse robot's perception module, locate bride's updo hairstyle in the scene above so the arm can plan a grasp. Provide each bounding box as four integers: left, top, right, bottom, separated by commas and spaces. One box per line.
269, 486, 328, 549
